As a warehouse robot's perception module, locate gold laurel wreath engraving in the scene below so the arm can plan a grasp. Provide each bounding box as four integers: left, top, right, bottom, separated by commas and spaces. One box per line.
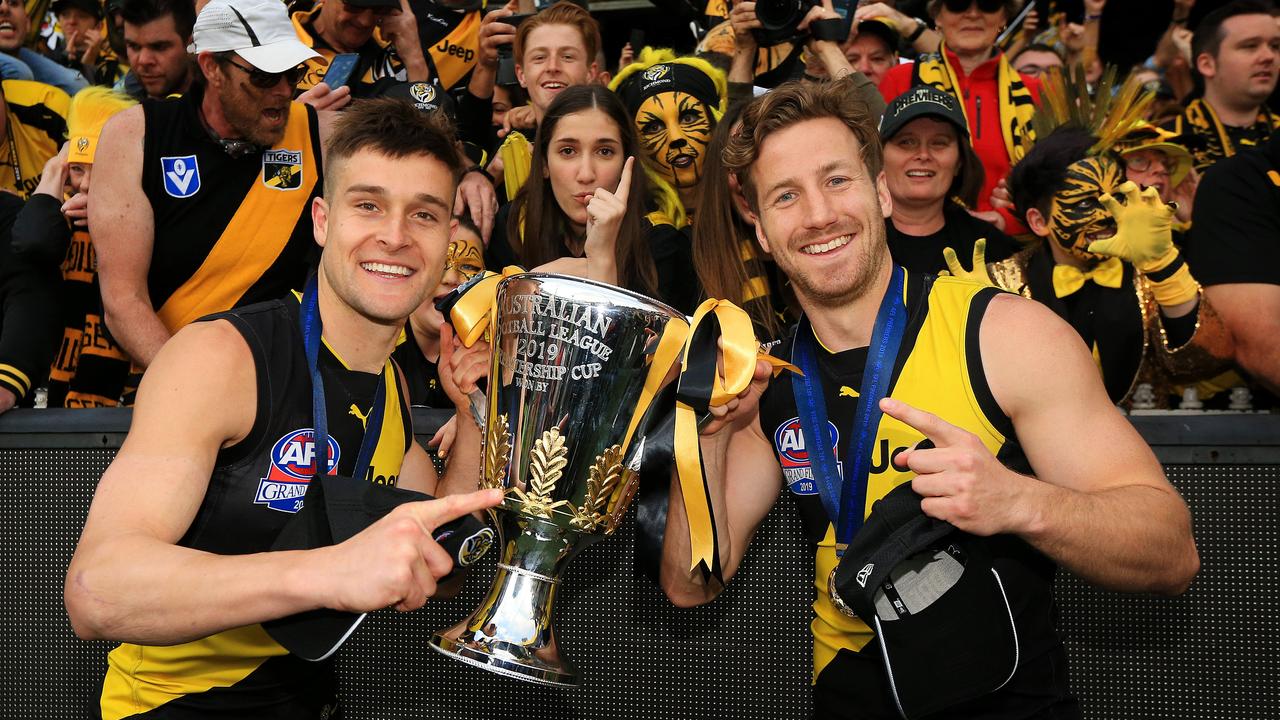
512, 427, 570, 518
570, 444, 623, 531
481, 414, 511, 491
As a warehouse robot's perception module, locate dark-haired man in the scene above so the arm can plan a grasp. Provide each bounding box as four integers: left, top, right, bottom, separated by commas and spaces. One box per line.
1165, 0, 1280, 171
92, 0, 330, 372
66, 96, 498, 719
661, 78, 1199, 718
119, 0, 197, 99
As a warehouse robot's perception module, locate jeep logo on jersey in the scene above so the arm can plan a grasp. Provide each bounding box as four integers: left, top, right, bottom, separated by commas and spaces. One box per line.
255, 429, 342, 513
774, 417, 842, 496
161, 155, 200, 198
262, 149, 304, 191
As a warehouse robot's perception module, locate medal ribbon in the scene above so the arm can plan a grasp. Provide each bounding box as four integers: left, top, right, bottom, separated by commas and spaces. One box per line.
790, 265, 907, 553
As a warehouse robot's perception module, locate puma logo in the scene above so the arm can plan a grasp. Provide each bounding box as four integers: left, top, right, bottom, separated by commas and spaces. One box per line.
349, 403, 370, 429
839, 386, 859, 398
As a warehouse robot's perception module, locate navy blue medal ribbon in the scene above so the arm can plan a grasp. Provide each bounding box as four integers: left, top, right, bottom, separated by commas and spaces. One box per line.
300, 274, 386, 482
790, 265, 908, 555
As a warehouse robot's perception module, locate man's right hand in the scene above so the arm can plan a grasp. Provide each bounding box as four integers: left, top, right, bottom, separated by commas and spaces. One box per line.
297, 81, 352, 111
478, 0, 519, 69
315, 488, 503, 613
729, 0, 761, 52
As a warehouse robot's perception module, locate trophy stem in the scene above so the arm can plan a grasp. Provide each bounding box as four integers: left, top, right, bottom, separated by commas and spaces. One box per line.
430, 515, 583, 686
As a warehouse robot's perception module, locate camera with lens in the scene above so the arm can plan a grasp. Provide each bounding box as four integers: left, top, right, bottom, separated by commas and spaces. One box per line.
751, 0, 854, 46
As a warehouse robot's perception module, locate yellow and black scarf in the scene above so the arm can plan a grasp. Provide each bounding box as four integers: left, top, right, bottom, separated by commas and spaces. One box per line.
1169, 98, 1280, 171
911, 43, 1037, 165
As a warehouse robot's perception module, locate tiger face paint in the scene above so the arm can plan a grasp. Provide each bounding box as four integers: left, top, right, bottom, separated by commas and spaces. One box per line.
1047, 155, 1126, 263
634, 91, 713, 190
443, 230, 485, 284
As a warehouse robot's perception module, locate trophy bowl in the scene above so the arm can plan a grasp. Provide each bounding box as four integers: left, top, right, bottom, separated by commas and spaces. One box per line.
429, 273, 685, 686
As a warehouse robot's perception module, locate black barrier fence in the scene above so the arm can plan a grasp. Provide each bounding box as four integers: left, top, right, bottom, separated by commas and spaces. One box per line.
2, 409, 1277, 719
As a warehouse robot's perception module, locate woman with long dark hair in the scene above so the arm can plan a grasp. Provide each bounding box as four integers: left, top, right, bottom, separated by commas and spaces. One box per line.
486, 84, 698, 312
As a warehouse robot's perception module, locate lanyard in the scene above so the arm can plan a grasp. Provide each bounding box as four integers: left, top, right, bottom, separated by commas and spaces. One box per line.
790, 265, 908, 554
299, 274, 386, 481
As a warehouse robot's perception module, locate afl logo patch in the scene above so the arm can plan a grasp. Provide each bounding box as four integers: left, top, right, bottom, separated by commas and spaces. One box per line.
410, 82, 436, 104
773, 417, 842, 496
254, 429, 341, 513
262, 149, 304, 191
161, 155, 200, 198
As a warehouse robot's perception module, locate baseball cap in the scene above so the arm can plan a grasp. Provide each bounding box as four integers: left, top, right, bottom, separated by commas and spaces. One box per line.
878, 84, 968, 141
376, 80, 459, 124
188, 0, 321, 73
854, 18, 899, 54
52, 0, 103, 19
831, 482, 1019, 718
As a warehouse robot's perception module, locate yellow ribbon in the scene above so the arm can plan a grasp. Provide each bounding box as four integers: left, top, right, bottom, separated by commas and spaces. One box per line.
1052, 257, 1124, 298
448, 266, 526, 348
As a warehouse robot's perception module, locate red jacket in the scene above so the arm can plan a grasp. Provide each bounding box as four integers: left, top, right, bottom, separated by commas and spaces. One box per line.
880, 50, 1041, 236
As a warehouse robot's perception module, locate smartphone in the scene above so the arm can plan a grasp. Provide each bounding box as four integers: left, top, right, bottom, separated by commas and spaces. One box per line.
322, 53, 360, 90
629, 29, 645, 51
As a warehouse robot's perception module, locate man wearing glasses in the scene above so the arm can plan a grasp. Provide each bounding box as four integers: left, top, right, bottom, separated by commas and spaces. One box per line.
290, 0, 434, 96
90, 0, 334, 373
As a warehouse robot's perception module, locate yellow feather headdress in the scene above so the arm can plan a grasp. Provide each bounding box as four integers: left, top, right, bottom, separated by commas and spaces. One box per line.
1029, 64, 1154, 158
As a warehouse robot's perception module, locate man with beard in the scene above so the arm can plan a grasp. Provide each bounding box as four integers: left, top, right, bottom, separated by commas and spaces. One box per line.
91, 0, 331, 372
118, 0, 197, 100
660, 77, 1200, 718
1164, 0, 1280, 172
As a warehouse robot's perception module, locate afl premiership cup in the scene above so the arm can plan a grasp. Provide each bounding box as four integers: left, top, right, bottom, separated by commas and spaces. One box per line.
430, 273, 686, 686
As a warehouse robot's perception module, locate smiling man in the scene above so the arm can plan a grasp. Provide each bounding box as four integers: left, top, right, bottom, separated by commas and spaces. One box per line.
91, 0, 339, 373
660, 78, 1200, 718
66, 96, 500, 720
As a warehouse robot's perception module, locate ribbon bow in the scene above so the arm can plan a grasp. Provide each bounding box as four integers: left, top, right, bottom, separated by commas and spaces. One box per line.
1052, 257, 1124, 298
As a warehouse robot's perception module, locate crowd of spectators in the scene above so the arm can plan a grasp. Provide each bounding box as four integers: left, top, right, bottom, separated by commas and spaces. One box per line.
0, 0, 1278, 417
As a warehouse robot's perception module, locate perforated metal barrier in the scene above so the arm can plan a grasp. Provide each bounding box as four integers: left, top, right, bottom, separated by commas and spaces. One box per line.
2, 409, 1277, 719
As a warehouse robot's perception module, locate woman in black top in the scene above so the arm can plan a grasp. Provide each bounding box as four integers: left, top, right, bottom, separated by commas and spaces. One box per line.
485, 85, 699, 313
879, 85, 1021, 275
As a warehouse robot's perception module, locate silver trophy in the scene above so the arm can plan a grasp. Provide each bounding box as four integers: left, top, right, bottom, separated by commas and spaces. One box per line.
430, 273, 685, 686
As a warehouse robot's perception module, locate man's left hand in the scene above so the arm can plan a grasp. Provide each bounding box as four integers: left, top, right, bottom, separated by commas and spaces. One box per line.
881, 397, 1032, 537
297, 81, 352, 111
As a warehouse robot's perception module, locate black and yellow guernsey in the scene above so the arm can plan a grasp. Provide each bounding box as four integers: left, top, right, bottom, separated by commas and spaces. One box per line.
100, 295, 412, 720
0, 79, 69, 199
758, 272, 1073, 718
141, 85, 321, 335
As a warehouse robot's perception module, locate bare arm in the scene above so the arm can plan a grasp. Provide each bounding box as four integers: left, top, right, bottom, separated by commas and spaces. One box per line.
892, 293, 1198, 594
1203, 283, 1280, 394
64, 321, 502, 644
89, 106, 171, 369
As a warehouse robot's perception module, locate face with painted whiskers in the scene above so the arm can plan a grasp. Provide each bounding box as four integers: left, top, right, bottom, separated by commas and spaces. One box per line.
634, 91, 713, 190
1047, 155, 1126, 263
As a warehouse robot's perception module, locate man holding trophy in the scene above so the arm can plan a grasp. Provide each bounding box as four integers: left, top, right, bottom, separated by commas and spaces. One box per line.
659, 78, 1201, 718
64, 99, 502, 719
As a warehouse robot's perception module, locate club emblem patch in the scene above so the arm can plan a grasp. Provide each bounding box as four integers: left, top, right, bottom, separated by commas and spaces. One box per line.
161, 155, 200, 198
262, 149, 304, 191
410, 82, 436, 104
774, 417, 842, 496
457, 527, 496, 566
255, 429, 341, 513
76, 137, 89, 153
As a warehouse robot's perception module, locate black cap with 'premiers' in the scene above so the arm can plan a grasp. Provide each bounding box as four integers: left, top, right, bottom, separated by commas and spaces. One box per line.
878, 84, 968, 141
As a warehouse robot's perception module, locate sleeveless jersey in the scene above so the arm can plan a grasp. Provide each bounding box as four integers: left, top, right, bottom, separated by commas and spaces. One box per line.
47, 228, 131, 407
141, 86, 321, 334
411, 0, 481, 91
99, 296, 413, 720
0, 79, 69, 199
757, 272, 1069, 715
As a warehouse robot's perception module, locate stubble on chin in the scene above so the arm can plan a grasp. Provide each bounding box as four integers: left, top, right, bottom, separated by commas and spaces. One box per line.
788, 223, 889, 309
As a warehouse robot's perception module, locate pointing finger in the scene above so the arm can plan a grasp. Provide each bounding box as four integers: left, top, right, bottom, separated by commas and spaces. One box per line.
879, 398, 967, 446
415, 488, 503, 532
615, 156, 635, 205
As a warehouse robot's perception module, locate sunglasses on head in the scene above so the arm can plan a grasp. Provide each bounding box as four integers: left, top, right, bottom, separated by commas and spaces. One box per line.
220, 56, 306, 90
942, 0, 1005, 14
342, 1, 397, 16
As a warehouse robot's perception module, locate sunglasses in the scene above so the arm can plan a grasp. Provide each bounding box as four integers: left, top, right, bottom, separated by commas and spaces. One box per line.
341, 1, 397, 17
942, 0, 1005, 14
221, 57, 306, 90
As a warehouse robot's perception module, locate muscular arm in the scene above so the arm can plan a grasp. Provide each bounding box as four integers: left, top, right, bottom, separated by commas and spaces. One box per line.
660, 413, 783, 607
89, 106, 171, 368
1202, 283, 1280, 394
983, 293, 1198, 594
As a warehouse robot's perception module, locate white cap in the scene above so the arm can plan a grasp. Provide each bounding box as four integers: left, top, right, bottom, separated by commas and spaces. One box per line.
189, 0, 320, 73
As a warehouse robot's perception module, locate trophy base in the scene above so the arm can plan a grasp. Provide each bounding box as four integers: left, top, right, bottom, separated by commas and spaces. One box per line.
430, 621, 579, 687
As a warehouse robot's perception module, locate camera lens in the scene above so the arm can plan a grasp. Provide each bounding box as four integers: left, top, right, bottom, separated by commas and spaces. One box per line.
754, 0, 804, 32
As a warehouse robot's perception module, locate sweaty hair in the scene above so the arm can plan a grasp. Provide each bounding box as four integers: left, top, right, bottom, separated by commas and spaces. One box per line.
507, 84, 657, 298
120, 0, 196, 39
323, 98, 465, 199
1008, 126, 1096, 223
723, 76, 884, 213
1192, 0, 1279, 64
514, 1, 601, 66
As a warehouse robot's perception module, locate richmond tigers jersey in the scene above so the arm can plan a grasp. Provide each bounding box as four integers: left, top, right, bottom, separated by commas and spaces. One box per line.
411, 0, 482, 91
99, 296, 413, 720
141, 85, 321, 335
47, 227, 130, 408
0, 79, 69, 199
757, 272, 1063, 704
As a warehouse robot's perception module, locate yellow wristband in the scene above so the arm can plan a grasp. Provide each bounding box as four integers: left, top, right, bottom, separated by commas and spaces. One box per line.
1149, 263, 1198, 307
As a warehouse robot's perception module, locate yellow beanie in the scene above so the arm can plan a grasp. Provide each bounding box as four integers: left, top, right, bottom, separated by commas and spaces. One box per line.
67, 87, 137, 165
